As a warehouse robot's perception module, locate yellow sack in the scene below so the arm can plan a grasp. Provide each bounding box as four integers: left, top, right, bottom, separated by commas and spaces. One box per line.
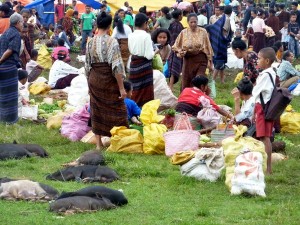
280, 105, 300, 134
107, 126, 143, 154
222, 125, 267, 189
29, 82, 51, 95
234, 72, 243, 83
37, 44, 52, 70
140, 100, 167, 154
170, 151, 196, 165
46, 112, 69, 129
140, 99, 165, 125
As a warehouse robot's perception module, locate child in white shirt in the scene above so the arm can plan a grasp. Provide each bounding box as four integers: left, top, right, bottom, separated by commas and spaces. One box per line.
18, 70, 30, 117
252, 47, 277, 174
280, 22, 289, 51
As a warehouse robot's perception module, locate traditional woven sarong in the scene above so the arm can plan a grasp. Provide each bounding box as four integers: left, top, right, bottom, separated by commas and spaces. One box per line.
182, 52, 207, 90
129, 55, 154, 107
253, 32, 266, 53
0, 65, 18, 123
175, 102, 202, 117
168, 51, 182, 84
88, 62, 128, 136
118, 38, 130, 68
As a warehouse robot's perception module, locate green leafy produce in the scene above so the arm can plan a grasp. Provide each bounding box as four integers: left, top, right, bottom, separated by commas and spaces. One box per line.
162, 109, 176, 117
38, 103, 60, 114
275, 135, 295, 148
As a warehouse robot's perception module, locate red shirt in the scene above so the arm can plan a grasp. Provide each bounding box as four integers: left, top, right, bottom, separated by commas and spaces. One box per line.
55, 4, 64, 20
178, 87, 220, 110
0, 18, 10, 34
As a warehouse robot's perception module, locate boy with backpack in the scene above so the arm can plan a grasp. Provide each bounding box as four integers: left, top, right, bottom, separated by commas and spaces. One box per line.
252, 47, 277, 174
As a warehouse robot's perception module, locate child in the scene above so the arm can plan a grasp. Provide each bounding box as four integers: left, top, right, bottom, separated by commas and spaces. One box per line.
18, 70, 30, 116
231, 77, 255, 128
280, 22, 289, 51
252, 47, 277, 174
72, 11, 81, 36
52, 38, 71, 62
123, 81, 142, 125
26, 49, 44, 82
151, 28, 171, 65
57, 25, 71, 49
288, 13, 300, 58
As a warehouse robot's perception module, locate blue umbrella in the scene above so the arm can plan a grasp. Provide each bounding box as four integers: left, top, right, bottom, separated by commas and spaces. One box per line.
78, 0, 102, 9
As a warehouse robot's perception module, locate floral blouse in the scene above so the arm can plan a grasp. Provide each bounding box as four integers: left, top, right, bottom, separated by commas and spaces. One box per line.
244, 51, 259, 83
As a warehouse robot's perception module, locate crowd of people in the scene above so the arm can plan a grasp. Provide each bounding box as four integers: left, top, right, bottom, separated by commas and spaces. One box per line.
1, 0, 300, 174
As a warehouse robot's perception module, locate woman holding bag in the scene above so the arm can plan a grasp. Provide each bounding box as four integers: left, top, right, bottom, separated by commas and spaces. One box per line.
85, 12, 128, 150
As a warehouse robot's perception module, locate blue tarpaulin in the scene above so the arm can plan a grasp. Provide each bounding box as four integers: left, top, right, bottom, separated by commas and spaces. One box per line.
25, 0, 54, 26
80, 0, 102, 9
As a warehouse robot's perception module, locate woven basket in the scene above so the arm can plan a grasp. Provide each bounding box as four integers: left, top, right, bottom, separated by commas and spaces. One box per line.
164, 113, 200, 157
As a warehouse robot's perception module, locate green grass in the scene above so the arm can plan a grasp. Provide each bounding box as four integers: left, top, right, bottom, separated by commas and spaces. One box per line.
0, 57, 300, 224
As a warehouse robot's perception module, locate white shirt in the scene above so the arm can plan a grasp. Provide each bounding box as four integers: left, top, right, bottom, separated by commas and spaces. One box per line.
280, 27, 289, 42
231, 0, 240, 7
235, 96, 255, 122
26, 60, 38, 75
128, 30, 155, 60
111, 24, 132, 39
49, 60, 79, 88
28, 15, 37, 25
252, 67, 277, 104
197, 14, 208, 26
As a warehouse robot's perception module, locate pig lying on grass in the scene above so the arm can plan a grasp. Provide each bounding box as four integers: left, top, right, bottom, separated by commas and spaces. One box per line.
46, 165, 119, 183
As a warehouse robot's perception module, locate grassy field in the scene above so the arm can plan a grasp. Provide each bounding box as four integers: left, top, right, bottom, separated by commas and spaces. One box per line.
0, 59, 300, 225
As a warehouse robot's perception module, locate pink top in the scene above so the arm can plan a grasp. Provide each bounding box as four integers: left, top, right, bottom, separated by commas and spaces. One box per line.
55, 4, 64, 20
252, 18, 266, 33
51, 46, 70, 61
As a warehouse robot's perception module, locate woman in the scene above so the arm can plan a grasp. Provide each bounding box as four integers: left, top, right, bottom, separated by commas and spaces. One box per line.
251, 9, 266, 53
176, 76, 233, 118
111, 16, 132, 68
28, 8, 40, 26
168, 9, 184, 91
62, 8, 75, 44
277, 51, 300, 88
0, 13, 23, 124
151, 28, 171, 64
85, 12, 128, 149
21, 9, 35, 51
128, 13, 157, 107
231, 77, 255, 128
232, 37, 259, 83
172, 13, 213, 90
114, 9, 125, 28
153, 6, 172, 29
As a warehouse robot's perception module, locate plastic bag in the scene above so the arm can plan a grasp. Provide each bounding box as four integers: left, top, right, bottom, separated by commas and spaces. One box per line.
234, 72, 244, 83
46, 112, 69, 129
222, 125, 267, 189
152, 54, 163, 72
153, 70, 178, 109
170, 151, 195, 165
21, 105, 38, 120
140, 100, 167, 154
29, 82, 51, 95
173, 113, 201, 130
180, 148, 224, 182
37, 44, 52, 70
197, 96, 221, 128
208, 79, 216, 99
280, 108, 300, 134
81, 131, 111, 147
231, 151, 266, 197
107, 126, 143, 154
61, 104, 91, 141
163, 61, 170, 78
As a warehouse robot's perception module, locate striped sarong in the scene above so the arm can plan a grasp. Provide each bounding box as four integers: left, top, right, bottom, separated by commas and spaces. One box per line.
88, 62, 128, 137
118, 38, 130, 68
0, 64, 18, 123
168, 51, 182, 84
129, 55, 154, 107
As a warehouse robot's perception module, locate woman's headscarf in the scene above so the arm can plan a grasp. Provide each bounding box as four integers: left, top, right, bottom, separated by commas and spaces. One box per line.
65, 9, 74, 18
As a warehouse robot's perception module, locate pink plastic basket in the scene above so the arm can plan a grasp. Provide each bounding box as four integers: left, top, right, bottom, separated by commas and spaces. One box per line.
164, 113, 200, 157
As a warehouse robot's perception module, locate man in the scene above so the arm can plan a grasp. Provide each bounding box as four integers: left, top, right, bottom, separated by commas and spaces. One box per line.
209, 6, 222, 24
242, 0, 254, 33
291, 2, 300, 27
197, 9, 208, 27
80, 5, 96, 54
277, 4, 290, 30
121, 1, 129, 11
55, 0, 64, 25
204, 0, 213, 24
102, 1, 111, 14
207, 5, 233, 84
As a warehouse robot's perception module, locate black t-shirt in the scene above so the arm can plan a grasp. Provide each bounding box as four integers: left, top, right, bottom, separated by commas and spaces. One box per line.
288, 22, 300, 38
